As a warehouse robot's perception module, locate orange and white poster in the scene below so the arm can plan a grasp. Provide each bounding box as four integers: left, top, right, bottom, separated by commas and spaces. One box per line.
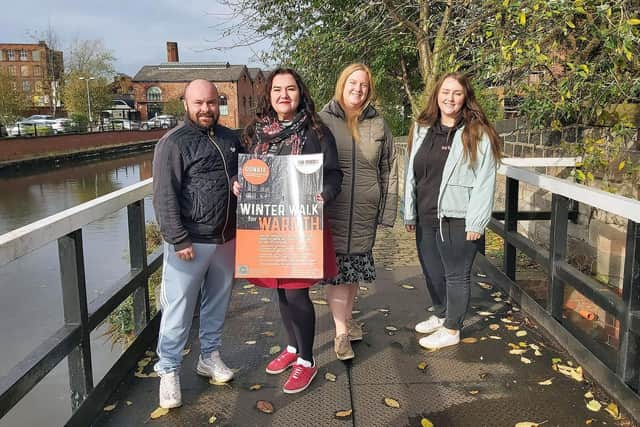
235, 153, 324, 278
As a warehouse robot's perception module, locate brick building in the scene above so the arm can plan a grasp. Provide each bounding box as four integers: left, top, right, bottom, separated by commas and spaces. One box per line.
0, 41, 63, 110
131, 42, 261, 128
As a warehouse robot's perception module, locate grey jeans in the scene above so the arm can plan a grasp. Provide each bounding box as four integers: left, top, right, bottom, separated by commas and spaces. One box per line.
416, 218, 480, 331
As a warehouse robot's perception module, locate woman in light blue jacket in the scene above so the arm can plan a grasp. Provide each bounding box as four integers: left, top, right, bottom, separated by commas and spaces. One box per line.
403, 72, 501, 349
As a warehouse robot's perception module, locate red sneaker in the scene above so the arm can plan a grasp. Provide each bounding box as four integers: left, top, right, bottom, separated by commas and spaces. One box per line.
265, 350, 297, 374
283, 363, 317, 394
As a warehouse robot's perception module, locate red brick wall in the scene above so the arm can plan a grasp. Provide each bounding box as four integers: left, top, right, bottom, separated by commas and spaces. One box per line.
0, 130, 166, 163
0, 43, 58, 107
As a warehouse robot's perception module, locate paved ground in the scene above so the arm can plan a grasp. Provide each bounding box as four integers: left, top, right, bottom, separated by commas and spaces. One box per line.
95, 222, 635, 427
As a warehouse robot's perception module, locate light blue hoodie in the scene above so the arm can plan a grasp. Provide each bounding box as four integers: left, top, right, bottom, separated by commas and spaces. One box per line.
403, 123, 497, 234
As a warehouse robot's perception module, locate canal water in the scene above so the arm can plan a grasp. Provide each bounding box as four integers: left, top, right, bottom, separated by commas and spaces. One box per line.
0, 151, 155, 426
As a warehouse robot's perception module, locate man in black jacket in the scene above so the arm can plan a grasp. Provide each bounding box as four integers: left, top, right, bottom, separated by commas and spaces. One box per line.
152, 79, 241, 409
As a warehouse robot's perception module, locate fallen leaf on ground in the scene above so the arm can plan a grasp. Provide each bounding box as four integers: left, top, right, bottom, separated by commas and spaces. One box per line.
352, 310, 361, 314
477, 282, 492, 289
208, 415, 217, 424
137, 357, 152, 368
584, 391, 593, 399
378, 308, 390, 313
249, 384, 262, 391
145, 350, 155, 357
516, 331, 528, 337
529, 344, 540, 351
134, 370, 148, 378
489, 335, 502, 340
501, 318, 513, 323
245, 340, 257, 345
269, 345, 281, 355
103, 403, 117, 411
312, 299, 328, 305
256, 400, 274, 414
260, 297, 271, 303
494, 297, 503, 302
359, 286, 369, 291
604, 402, 621, 419
383, 397, 400, 408
512, 307, 520, 311
521, 356, 532, 364
552, 358, 562, 365
421, 417, 435, 427
335, 409, 352, 418
243, 284, 255, 289
261, 331, 275, 337
462, 337, 478, 344
468, 390, 480, 395
489, 324, 500, 331
509, 349, 527, 355
181, 348, 191, 356
417, 361, 428, 370
385, 325, 398, 331
586, 400, 602, 412
505, 325, 520, 331
515, 422, 543, 427
538, 379, 553, 385
477, 273, 487, 278
534, 350, 543, 356
126, 401, 132, 406
325, 372, 337, 382
209, 378, 230, 386
401, 284, 415, 289
477, 311, 494, 316
150, 407, 169, 419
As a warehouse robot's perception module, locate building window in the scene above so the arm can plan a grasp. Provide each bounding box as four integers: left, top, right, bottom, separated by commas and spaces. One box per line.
8, 65, 16, 76
32, 50, 40, 61
7, 50, 15, 61
219, 95, 228, 116
35, 81, 43, 93
249, 96, 254, 110
0, 50, 3, 61
22, 81, 31, 92
147, 86, 162, 101
20, 65, 30, 77
20, 50, 28, 61
242, 96, 247, 113
11, 81, 17, 91
33, 65, 42, 77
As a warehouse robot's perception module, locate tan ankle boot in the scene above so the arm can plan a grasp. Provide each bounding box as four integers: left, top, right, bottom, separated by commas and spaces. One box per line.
334, 333, 354, 360
347, 319, 363, 341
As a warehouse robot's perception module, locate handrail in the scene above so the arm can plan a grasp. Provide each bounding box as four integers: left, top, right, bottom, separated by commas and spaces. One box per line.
497, 163, 640, 222
0, 178, 153, 267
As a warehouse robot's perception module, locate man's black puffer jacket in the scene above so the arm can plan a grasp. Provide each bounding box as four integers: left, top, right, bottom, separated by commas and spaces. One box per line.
152, 119, 241, 250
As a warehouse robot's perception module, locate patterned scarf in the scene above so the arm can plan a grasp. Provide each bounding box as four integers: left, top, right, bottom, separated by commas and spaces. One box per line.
251, 111, 309, 155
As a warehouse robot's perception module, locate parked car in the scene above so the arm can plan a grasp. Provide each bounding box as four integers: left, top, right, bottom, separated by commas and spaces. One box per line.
50, 118, 75, 134
141, 115, 177, 130
109, 119, 141, 130
8, 116, 55, 136
0, 124, 7, 137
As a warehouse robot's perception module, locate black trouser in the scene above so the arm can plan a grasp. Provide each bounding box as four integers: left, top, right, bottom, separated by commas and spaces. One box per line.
416, 217, 480, 331
277, 288, 315, 362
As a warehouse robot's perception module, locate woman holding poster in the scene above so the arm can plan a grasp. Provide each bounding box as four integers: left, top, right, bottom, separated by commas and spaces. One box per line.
319, 63, 398, 361
241, 68, 342, 394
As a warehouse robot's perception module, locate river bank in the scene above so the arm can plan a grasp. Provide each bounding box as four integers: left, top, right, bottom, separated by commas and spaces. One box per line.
0, 130, 166, 173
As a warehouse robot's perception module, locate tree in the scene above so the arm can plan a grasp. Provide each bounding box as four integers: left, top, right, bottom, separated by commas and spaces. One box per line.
162, 97, 185, 118
28, 23, 63, 116
0, 69, 29, 127
61, 39, 116, 120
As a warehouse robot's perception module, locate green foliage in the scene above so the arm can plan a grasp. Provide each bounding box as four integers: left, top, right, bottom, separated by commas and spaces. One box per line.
162, 97, 184, 118
62, 72, 112, 119
0, 69, 29, 127
106, 223, 163, 347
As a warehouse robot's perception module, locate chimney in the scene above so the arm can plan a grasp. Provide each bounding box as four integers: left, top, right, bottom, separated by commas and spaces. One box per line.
167, 42, 179, 63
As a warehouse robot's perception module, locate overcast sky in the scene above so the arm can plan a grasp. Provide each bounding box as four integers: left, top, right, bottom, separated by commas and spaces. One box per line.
3, 0, 271, 76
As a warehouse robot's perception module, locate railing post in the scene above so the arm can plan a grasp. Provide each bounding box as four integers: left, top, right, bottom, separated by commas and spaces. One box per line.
58, 230, 93, 409
503, 177, 519, 280
549, 194, 569, 320
618, 220, 640, 391
128, 200, 150, 334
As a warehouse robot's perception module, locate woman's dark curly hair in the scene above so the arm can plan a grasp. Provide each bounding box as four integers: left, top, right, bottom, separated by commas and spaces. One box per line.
242, 68, 326, 146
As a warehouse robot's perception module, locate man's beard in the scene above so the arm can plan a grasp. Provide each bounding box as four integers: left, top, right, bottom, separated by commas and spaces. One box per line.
187, 106, 219, 129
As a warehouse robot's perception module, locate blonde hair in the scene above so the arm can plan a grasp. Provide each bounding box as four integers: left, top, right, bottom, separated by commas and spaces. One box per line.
334, 63, 375, 142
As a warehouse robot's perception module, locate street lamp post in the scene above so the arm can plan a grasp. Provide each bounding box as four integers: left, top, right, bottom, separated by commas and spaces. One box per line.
78, 76, 95, 126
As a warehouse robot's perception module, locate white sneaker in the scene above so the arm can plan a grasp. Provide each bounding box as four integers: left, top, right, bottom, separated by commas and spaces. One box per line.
415, 316, 445, 334
159, 371, 182, 408
196, 351, 234, 382
419, 328, 460, 350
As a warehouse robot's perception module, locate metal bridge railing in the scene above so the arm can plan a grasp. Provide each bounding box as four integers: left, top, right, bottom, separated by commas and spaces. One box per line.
0, 178, 161, 426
